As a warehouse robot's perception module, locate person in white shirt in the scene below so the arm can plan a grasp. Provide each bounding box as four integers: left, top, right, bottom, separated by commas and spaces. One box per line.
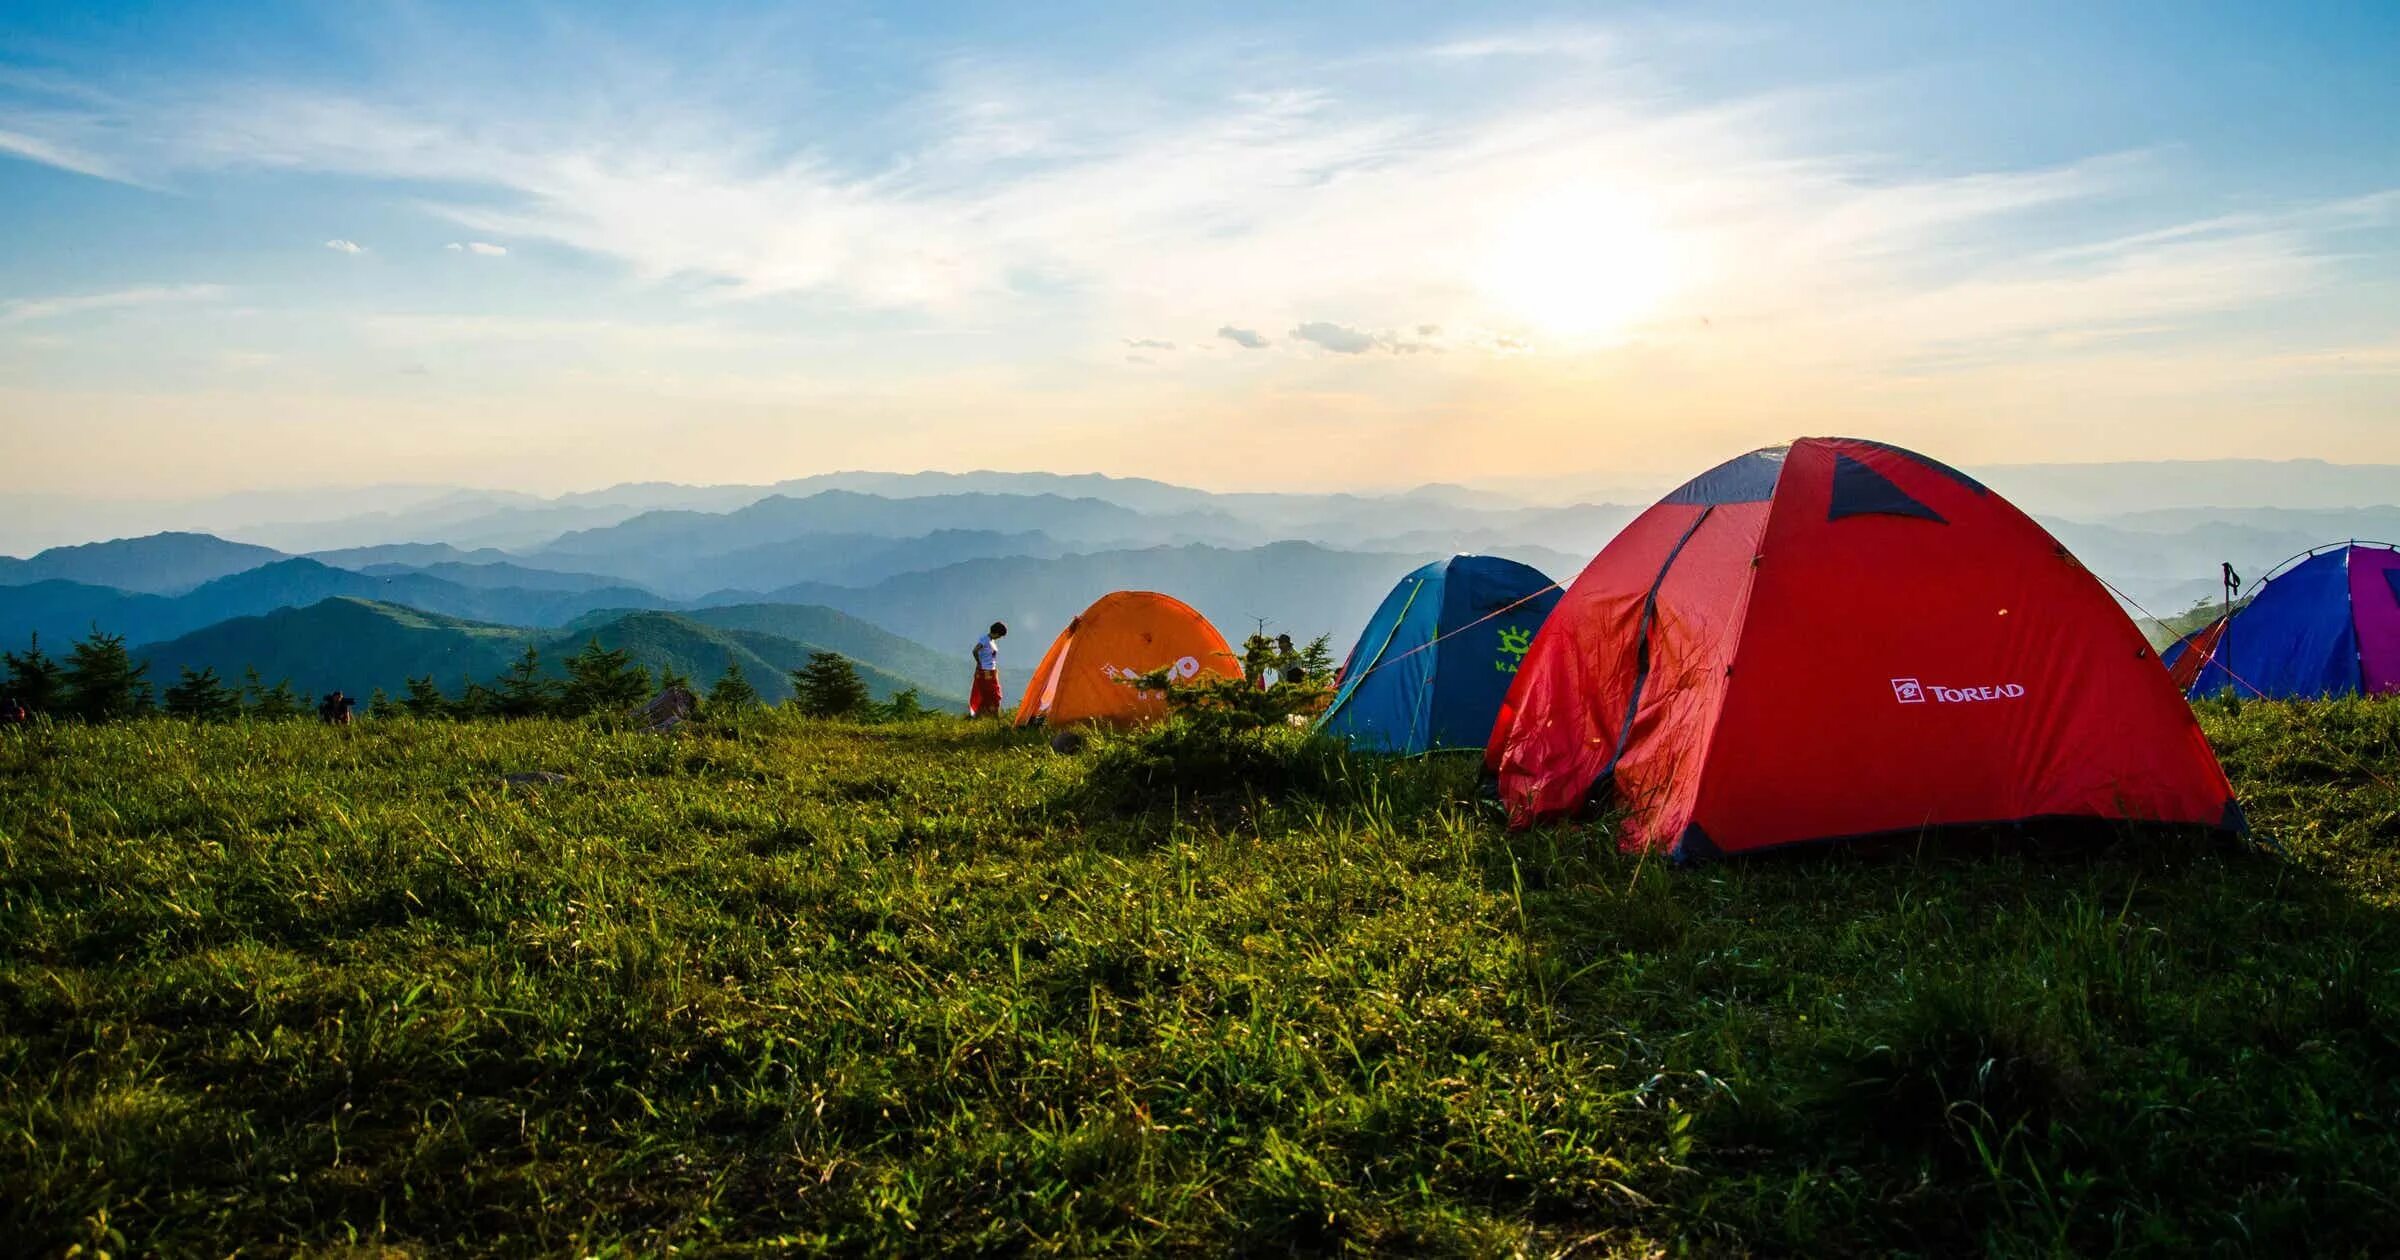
969, 621, 1007, 717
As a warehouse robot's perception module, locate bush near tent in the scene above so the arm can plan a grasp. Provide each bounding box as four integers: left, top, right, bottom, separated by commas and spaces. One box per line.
1014, 591, 1242, 729
1316, 554, 1560, 754
2163, 542, 2400, 700
1486, 436, 2244, 860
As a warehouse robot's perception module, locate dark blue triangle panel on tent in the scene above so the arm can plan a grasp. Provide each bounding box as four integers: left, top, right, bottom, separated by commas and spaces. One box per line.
1318, 555, 1562, 754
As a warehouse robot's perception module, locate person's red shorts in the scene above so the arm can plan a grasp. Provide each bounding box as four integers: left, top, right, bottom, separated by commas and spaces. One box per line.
969, 669, 1003, 717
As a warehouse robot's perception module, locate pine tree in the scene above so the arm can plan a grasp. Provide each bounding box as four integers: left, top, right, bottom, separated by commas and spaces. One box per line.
792, 652, 870, 718
243, 667, 303, 720
879, 687, 925, 722
366, 687, 393, 718
402, 675, 450, 718
495, 646, 557, 718
253, 679, 303, 719
559, 637, 651, 717
1298, 634, 1337, 684
62, 630, 153, 722
704, 662, 761, 717
3, 634, 65, 716
163, 665, 242, 721
455, 680, 502, 720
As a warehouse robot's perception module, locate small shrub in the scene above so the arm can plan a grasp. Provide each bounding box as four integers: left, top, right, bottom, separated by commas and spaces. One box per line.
1124, 664, 1330, 736
1075, 718, 1354, 815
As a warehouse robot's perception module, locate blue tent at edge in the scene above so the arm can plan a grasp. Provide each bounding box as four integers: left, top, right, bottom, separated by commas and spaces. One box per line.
1316, 554, 1563, 754
2163, 543, 2400, 699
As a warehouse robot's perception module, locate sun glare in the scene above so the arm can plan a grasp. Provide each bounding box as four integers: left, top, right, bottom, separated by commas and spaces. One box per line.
1476, 185, 1686, 342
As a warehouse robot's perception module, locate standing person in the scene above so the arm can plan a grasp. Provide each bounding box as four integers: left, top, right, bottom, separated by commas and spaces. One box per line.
317, 690, 355, 726
969, 622, 1007, 718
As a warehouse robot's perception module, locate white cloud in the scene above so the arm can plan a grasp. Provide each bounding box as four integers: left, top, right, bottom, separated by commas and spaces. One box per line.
446, 241, 508, 256
0, 283, 226, 323
1218, 325, 1270, 349
1123, 337, 1174, 350
324, 238, 364, 254
1282, 321, 1448, 355
1291, 321, 1378, 354
0, 126, 126, 182
1420, 30, 1614, 61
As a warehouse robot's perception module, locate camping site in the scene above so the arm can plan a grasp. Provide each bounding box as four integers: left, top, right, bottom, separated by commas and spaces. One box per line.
6, 2, 2400, 1255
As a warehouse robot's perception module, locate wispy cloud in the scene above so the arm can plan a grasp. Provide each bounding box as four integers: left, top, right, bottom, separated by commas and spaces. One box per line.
324, 238, 364, 254
1, 33, 2384, 365
1285, 320, 1448, 355
0, 16, 2392, 499
0, 283, 226, 323
0, 126, 125, 182
1420, 30, 1614, 61
1291, 321, 1377, 354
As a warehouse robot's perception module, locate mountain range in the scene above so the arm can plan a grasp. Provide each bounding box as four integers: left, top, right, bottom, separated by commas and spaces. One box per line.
143, 599, 963, 710
0, 532, 286, 595
744, 540, 1593, 655
13, 461, 2400, 711
0, 557, 670, 650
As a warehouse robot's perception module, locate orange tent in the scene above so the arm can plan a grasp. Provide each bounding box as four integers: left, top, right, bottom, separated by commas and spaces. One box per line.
1014, 591, 1242, 728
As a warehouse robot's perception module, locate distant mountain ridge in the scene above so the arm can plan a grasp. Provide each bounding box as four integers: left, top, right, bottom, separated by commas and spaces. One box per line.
744, 540, 1593, 655
549, 527, 1074, 596
536, 490, 1237, 559
0, 532, 286, 595
140, 599, 966, 709
641, 603, 1010, 696
354, 560, 638, 593
0, 557, 670, 649
17, 457, 2400, 556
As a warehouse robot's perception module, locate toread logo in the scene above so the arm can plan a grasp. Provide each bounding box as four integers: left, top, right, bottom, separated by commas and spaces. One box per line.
1894, 677, 2025, 705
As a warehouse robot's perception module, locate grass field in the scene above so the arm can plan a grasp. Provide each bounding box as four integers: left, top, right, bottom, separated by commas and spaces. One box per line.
4, 702, 2397, 1256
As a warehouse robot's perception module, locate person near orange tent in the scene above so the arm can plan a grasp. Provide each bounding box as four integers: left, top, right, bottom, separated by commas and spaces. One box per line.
969, 621, 1007, 717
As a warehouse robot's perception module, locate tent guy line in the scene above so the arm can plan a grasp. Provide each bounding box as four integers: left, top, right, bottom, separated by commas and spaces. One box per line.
1333, 579, 1563, 690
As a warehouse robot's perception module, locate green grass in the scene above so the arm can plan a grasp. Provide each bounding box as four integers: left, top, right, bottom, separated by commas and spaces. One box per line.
2, 704, 2396, 1256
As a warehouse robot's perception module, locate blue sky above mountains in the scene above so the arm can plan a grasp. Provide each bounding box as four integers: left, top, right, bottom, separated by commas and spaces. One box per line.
2, 0, 2395, 497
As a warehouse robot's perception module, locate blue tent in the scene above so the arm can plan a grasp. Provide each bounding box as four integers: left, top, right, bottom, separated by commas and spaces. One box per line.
1317, 555, 1562, 754
2164, 543, 2400, 699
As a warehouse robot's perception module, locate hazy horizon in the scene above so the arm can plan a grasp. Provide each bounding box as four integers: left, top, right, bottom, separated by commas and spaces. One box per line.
17, 451, 2400, 560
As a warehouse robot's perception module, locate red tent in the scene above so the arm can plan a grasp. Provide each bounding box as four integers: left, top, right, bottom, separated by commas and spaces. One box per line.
1486, 437, 2244, 858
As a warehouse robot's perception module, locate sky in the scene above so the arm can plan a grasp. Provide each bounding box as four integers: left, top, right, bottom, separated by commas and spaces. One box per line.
1, 0, 2395, 501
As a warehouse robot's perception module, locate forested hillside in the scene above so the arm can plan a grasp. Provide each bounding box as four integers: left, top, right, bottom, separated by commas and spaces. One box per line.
139, 598, 964, 708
